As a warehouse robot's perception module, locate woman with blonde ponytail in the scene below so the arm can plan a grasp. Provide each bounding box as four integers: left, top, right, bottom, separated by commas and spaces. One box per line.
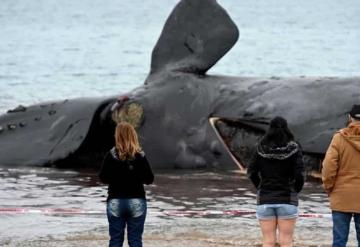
99, 122, 154, 247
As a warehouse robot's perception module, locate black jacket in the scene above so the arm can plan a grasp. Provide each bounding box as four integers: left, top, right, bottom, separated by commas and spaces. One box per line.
247, 141, 305, 206
99, 147, 154, 200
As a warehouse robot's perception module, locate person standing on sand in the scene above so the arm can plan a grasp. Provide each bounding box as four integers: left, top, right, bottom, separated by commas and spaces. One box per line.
247, 116, 305, 247
99, 122, 154, 247
322, 104, 360, 247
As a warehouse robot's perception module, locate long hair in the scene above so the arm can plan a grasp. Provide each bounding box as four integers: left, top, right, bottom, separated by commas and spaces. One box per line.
261, 116, 294, 147
115, 122, 141, 161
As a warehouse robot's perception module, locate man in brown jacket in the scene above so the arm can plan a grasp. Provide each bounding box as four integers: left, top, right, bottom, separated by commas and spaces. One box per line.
322, 104, 360, 247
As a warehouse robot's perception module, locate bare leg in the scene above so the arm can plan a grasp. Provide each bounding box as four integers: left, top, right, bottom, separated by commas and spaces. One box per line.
259, 219, 277, 247
278, 218, 296, 247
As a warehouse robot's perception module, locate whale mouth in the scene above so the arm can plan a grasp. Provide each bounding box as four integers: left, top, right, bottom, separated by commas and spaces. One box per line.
209, 117, 267, 171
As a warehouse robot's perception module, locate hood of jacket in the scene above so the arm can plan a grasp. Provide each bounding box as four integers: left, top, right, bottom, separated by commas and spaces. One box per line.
110, 147, 121, 161
339, 122, 360, 152
109, 147, 145, 161
257, 141, 299, 160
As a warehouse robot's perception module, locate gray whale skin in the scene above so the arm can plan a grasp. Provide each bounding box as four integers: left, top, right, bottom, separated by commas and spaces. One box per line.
0, 0, 359, 171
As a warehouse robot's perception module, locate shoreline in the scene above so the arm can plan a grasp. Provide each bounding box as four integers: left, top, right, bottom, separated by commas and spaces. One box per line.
0, 231, 348, 247
1, 168, 359, 247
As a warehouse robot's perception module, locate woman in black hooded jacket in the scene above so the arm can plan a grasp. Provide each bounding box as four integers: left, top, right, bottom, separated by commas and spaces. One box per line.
247, 116, 305, 247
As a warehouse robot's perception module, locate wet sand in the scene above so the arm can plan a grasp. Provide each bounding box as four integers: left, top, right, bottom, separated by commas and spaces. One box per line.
0, 167, 359, 246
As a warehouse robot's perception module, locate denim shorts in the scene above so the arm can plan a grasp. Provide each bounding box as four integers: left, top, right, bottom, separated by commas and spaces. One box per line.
256, 204, 298, 220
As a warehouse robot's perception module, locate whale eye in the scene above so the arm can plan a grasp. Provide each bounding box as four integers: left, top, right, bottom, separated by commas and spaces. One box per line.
112, 102, 144, 129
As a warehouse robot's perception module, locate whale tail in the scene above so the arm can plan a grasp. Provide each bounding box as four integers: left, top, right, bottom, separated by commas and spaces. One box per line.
150, 0, 239, 75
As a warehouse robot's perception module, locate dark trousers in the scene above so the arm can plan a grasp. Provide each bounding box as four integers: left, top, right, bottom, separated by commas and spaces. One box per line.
107, 198, 147, 247
332, 211, 360, 247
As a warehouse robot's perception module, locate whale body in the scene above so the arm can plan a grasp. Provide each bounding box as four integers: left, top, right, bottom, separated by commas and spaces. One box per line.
0, 0, 359, 170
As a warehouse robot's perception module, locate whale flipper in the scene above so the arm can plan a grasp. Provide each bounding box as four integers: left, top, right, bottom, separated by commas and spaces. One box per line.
0, 97, 114, 166
150, 0, 239, 75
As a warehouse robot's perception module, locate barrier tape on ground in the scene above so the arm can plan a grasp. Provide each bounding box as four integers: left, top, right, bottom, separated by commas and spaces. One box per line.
0, 208, 332, 218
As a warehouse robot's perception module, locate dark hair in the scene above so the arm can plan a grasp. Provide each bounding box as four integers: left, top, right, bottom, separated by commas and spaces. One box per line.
350, 104, 360, 120
261, 116, 294, 147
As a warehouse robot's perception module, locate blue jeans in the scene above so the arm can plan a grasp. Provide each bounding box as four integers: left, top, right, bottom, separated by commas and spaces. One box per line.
332, 211, 360, 247
107, 198, 147, 247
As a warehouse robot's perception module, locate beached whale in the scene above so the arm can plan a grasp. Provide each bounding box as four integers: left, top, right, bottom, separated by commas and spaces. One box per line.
0, 0, 359, 171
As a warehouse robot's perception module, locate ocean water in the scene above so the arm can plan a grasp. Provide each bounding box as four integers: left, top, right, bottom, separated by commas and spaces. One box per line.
0, 0, 359, 114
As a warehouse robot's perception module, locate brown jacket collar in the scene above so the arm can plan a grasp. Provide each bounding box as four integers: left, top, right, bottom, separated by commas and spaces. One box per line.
339, 122, 360, 152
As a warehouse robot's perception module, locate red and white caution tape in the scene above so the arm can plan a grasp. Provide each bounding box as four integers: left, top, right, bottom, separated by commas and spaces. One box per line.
162, 210, 332, 218
162, 209, 256, 217
0, 208, 103, 215
0, 208, 332, 218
